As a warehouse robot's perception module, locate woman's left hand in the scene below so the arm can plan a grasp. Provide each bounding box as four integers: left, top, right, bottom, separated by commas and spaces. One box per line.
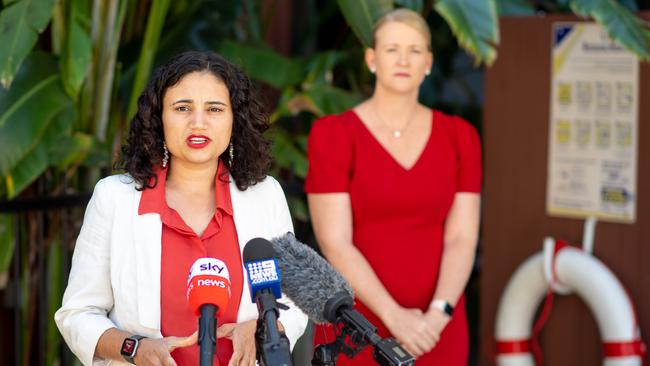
217, 320, 257, 366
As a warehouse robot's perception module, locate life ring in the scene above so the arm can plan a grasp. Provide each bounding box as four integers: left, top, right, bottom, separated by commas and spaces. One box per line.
494, 240, 646, 366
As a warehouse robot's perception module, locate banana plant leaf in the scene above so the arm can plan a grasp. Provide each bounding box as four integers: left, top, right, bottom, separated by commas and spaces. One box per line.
336, 0, 393, 47
60, 0, 92, 100
0, 214, 13, 289
0, 53, 72, 181
269, 128, 308, 179
496, 0, 536, 16
303, 51, 348, 86
127, 0, 171, 118
395, 0, 423, 12
45, 241, 63, 366
286, 195, 309, 223
303, 84, 364, 116
271, 84, 363, 122
219, 40, 306, 89
49, 132, 110, 169
0, 0, 56, 89
434, 0, 500, 66
570, 0, 650, 60
6, 142, 48, 199
618, 0, 639, 12
5, 106, 77, 198
0, 51, 60, 128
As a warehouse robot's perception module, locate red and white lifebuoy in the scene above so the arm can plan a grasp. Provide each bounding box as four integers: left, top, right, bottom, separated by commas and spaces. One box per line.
494, 239, 646, 366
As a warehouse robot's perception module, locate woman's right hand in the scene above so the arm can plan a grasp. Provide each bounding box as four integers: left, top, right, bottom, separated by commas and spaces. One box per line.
382, 306, 438, 358
133, 332, 197, 366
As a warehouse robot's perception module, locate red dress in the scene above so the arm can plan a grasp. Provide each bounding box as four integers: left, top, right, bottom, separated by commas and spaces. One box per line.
304, 109, 482, 365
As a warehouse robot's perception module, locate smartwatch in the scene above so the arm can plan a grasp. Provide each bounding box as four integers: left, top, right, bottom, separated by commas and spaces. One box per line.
120, 335, 146, 364
430, 299, 454, 317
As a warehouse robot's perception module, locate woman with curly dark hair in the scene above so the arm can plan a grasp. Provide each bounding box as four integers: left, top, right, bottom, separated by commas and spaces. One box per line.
55, 51, 307, 366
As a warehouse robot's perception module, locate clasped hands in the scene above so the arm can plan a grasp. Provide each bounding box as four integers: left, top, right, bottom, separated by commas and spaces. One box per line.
383, 305, 451, 358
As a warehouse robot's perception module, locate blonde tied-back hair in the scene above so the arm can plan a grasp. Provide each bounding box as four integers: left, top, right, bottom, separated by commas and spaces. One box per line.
372, 8, 432, 51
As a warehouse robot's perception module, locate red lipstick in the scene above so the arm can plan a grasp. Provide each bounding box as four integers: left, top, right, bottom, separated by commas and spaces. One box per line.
186, 135, 211, 149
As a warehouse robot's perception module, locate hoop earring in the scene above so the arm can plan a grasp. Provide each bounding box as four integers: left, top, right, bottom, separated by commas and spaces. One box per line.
162, 142, 169, 168
228, 142, 234, 168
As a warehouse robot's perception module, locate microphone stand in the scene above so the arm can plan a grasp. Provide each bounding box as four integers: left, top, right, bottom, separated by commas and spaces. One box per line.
198, 304, 218, 366
312, 292, 415, 366
254, 291, 292, 366
310, 316, 370, 366
312, 340, 340, 366
311, 320, 414, 366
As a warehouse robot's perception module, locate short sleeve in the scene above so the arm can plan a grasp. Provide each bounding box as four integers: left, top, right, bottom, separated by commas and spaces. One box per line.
305, 114, 354, 193
453, 117, 482, 193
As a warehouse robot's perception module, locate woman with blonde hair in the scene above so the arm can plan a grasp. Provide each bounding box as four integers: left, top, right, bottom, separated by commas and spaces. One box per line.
306, 8, 481, 365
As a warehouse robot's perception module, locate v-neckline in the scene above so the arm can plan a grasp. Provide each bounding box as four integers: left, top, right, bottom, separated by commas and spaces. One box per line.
349, 109, 434, 172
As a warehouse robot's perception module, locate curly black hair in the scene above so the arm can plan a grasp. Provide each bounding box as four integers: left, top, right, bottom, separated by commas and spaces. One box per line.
116, 50, 272, 191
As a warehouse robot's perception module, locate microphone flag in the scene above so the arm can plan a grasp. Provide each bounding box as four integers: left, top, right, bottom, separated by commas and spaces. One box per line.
187, 257, 231, 316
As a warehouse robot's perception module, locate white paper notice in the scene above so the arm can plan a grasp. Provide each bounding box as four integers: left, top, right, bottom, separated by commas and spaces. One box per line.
547, 22, 638, 223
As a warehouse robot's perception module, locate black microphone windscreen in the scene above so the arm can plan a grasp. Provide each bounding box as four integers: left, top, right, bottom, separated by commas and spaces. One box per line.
243, 238, 277, 263
270, 233, 353, 324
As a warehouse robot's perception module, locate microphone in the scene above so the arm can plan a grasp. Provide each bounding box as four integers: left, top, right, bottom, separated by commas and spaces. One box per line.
268, 233, 352, 324
187, 258, 231, 366
270, 233, 415, 366
243, 238, 292, 366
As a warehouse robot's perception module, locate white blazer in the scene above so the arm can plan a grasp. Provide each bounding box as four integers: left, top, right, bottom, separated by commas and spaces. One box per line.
55, 174, 308, 366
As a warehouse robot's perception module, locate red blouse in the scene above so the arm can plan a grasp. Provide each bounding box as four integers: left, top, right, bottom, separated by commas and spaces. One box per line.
139, 161, 242, 365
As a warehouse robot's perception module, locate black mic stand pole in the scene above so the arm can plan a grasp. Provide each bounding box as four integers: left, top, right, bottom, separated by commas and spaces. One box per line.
198, 304, 218, 366
312, 341, 339, 366
255, 292, 292, 366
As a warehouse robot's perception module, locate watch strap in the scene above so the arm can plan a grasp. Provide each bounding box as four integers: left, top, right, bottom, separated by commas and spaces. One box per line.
430, 299, 454, 317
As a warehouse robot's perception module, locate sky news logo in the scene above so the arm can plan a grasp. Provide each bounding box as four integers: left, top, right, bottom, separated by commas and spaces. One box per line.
247, 259, 279, 285
188, 258, 230, 283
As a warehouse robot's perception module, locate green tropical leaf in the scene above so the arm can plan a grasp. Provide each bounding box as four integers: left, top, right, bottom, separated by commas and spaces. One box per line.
49, 132, 110, 169
270, 88, 302, 122
219, 40, 306, 89
434, 0, 500, 66
92, 0, 128, 143
4, 105, 75, 198
287, 195, 309, 222
496, 0, 536, 16
6, 143, 47, 199
270, 128, 308, 179
0, 53, 72, 177
0, 214, 13, 289
303, 84, 364, 116
618, 0, 638, 12
243, 0, 262, 42
45, 241, 63, 365
7, 107, 110, 199
270, 84, 363, 122
0, 0, 56, 88
60, 0, 92, 99
570, 0, 650, 60
395, 0, 423, 12
0, 51, 60, 128
304, 51, 348, 85
336, 0, 393, 47
127, 0, 171, 119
